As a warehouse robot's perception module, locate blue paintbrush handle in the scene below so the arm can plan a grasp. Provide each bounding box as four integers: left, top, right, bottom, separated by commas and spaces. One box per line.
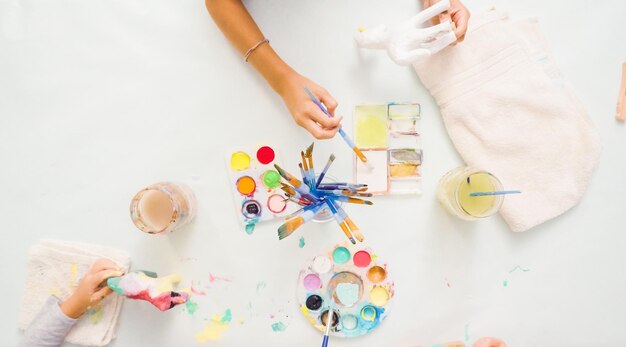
304, 87, 355, 147
321, 335, 329, 347
469, 190, 521, 197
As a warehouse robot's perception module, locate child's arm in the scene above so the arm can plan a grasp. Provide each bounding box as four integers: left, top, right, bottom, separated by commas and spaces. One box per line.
205, 0, 343, 140
20, 259, 123, 347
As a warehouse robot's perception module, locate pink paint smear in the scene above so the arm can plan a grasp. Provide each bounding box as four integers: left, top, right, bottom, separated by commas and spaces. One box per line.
191, 281, 207, 296
208, 273, 232, 284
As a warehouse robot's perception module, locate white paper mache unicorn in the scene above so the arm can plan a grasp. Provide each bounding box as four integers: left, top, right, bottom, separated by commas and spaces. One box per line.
354, 0, 457, 66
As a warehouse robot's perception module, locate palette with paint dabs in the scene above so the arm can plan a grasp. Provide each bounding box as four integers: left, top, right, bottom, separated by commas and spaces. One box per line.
353, 103, 423, 195
227, 146, 294, 231
297, 242, 394, 338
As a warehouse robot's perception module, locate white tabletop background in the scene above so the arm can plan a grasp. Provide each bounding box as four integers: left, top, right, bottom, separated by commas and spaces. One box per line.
1, 0, 625, 346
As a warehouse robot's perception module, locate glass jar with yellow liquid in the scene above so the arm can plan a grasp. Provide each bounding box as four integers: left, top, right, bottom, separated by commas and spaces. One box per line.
436, 167, 504, 220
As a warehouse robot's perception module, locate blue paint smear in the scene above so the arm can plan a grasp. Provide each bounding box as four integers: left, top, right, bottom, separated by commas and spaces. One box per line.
245, 223, 255, 235
333, 305, 385, 337
271, 321, 287, 332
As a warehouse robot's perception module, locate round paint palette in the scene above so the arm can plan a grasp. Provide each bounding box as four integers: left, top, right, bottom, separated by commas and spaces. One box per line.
297, 242, 394, 338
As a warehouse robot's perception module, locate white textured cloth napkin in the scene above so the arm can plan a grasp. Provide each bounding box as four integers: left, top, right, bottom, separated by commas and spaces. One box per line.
18, 239, 131, 346
413, 8, 601, 232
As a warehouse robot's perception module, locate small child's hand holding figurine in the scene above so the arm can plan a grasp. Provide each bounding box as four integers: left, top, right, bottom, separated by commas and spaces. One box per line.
59, 259, 123, 319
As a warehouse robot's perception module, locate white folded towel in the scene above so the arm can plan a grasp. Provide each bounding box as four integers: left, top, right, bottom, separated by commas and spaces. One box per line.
413, 8, 601, 232
18, 239, 131, 346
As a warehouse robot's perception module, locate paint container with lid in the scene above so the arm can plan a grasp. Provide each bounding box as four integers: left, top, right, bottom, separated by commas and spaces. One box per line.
130, 182, 197, 234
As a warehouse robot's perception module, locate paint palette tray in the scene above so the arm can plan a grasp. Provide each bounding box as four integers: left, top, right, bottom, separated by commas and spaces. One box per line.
353, 103, 422, 195
297, 242, 394, 338
226, 146, 294, 230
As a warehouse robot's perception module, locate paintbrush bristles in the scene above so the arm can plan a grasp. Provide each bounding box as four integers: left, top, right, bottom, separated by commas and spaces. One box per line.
345, 217, 364, 242
277, 217, 305, 239
300, 151, 309, 172
306, 143, 314, 169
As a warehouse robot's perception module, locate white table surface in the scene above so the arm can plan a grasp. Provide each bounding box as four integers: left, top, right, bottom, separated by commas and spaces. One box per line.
1, 0, 625, 346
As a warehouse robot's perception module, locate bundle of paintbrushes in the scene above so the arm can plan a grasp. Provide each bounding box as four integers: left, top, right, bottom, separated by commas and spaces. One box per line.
275, 143, 372, 244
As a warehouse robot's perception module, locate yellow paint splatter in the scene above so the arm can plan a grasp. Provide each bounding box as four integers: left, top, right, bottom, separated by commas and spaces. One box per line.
300, 305, 314, 324
195, 310, 232, 343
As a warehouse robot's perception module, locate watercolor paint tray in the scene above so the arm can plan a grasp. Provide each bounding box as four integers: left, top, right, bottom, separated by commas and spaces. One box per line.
297, 242, 394, 338
353, 103, 423, 195
226, 145, 294, 230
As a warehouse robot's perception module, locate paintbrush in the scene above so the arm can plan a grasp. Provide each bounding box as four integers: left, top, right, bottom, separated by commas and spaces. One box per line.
318, 189, 373, 198
303, 87, 372, 169
283, 199, 323, 220
332, 201, 365, 242
469, 190, 521, 197
278, 203, 324, 240
299, 163, 308, 186
327, 196, 373, 205
300, 151, 309, 185
285, 196, 312, 206
325, 200, 356, 244
282, 184, 317, 205
315, 154, 336, 188
274, 164, 318, 201
319, 182, 367, 187
318, 184, 368, 192
305, 143, 315, 184
321, 305, 333, 347
281, 183, 298, 197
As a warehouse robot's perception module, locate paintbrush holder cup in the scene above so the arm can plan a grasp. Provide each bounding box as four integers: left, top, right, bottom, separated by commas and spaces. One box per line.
312, 175, 343, 223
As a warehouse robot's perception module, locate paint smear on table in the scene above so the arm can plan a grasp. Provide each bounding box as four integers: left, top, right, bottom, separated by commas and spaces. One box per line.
191, 282, 207, 296
87, 304, 103, 324
245, 223, 255, 235
256, 281, 266, 294
271, 321, 287, 332
195, 309, 233, 343
504, 265, 529, 287
464, 324, 469, 341
509, 265, 530, 273
209, 273, 232, 284
186, 300, 199, 315
298, 237, 306, 249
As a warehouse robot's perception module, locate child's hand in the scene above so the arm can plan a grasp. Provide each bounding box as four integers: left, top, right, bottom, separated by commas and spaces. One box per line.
60, 259, 124, 319
277, 71, 343, 140
423, 0, 470, 42
473, 337, 508, 347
